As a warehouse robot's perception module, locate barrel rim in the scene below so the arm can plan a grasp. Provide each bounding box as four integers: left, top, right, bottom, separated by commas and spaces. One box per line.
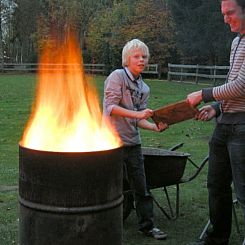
19, 144, 123, 155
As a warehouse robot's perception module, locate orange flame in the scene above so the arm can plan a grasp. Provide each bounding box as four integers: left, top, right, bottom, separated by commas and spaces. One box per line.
20, 33, 121, 152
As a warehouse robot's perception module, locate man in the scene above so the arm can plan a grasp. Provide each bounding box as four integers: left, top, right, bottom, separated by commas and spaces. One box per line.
186, 0, 245, 244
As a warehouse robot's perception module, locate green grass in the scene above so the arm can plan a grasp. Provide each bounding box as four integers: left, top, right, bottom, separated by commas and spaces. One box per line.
0, 74, 244, 244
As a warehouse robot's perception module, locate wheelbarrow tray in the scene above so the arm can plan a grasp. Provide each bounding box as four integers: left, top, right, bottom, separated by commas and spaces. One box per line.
142, 147, 190, 189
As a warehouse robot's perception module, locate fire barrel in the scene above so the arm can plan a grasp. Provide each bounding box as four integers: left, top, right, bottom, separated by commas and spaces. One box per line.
19, 145, 123, 245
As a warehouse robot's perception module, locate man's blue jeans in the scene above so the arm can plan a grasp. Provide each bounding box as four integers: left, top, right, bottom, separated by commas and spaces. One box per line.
206, 124, 245, 244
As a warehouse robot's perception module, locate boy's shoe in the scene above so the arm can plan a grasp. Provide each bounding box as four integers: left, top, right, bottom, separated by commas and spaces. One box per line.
140, 227, 167, 240
187, 240, 228, 245
186, 241, 206, 245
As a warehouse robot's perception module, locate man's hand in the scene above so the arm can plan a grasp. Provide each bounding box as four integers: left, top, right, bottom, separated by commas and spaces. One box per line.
187, 90, 202, 106
195, 105, 216, 121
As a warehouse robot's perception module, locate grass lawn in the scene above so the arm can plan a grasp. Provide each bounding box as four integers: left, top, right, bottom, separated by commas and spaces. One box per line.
0, 74, 244, 244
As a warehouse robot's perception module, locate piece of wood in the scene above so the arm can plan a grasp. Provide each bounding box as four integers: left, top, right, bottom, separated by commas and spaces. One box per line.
152, 100, 199, 125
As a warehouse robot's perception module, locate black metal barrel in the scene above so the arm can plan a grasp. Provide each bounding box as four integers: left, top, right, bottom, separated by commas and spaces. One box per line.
19, 145, 123, 245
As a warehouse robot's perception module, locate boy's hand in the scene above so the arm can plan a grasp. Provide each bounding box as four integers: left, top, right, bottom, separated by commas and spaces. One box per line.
137, 109, 153, 119
152, 122, 168, 132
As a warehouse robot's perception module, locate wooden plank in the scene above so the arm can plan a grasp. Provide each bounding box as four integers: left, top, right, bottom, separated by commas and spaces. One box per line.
168, 63, 198, 69
152, 100, 198, 125
196, 65, 214, 69
142, 64, 159, 77
213, 74, 227, 79
168, 72, 197, 77
142, 70, 158, 74
214, 65, 229, 69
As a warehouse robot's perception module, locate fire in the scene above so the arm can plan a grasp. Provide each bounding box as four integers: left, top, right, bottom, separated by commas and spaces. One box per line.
20, 32, 121, 152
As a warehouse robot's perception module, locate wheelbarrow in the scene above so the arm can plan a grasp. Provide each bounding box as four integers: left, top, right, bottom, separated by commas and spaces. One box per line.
123, 143, 209, 221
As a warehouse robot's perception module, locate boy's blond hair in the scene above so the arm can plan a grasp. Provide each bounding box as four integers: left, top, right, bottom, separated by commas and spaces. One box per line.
122, 39, 150, 67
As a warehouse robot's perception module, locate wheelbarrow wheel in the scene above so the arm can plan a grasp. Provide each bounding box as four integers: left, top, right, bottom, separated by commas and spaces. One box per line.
123, 190, 134, 221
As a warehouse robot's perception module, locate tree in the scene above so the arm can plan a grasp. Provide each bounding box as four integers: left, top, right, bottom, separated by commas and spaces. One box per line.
168, 0, 234, 65
0, 0, 16, 62
10, 0, 117, 63
120, 0, 176, 72
12, 0, 40, 62
87, 0, 176, 74
78, 0, 115, 62
0, 1, 4, 63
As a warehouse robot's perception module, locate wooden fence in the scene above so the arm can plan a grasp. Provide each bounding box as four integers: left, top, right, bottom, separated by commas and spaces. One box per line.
141, 64, 160, 78
0, 63, 106, 74
168, 63, 230, 85
0, 63, 160, 77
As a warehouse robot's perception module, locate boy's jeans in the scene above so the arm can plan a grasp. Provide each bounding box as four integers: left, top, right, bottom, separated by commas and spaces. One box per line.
123, 145, 154, 231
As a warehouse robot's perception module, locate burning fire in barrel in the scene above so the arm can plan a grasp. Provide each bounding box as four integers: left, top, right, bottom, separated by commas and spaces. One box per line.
19, 31, 123, 245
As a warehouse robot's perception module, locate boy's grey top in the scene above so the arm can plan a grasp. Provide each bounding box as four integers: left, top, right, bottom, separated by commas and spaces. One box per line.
103, 67, 150, 146
202, 35, 245, 124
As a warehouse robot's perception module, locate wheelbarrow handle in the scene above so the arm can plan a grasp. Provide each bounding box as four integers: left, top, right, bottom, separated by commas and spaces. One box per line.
169, 142, 184, 151
180, 155, 209, 183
